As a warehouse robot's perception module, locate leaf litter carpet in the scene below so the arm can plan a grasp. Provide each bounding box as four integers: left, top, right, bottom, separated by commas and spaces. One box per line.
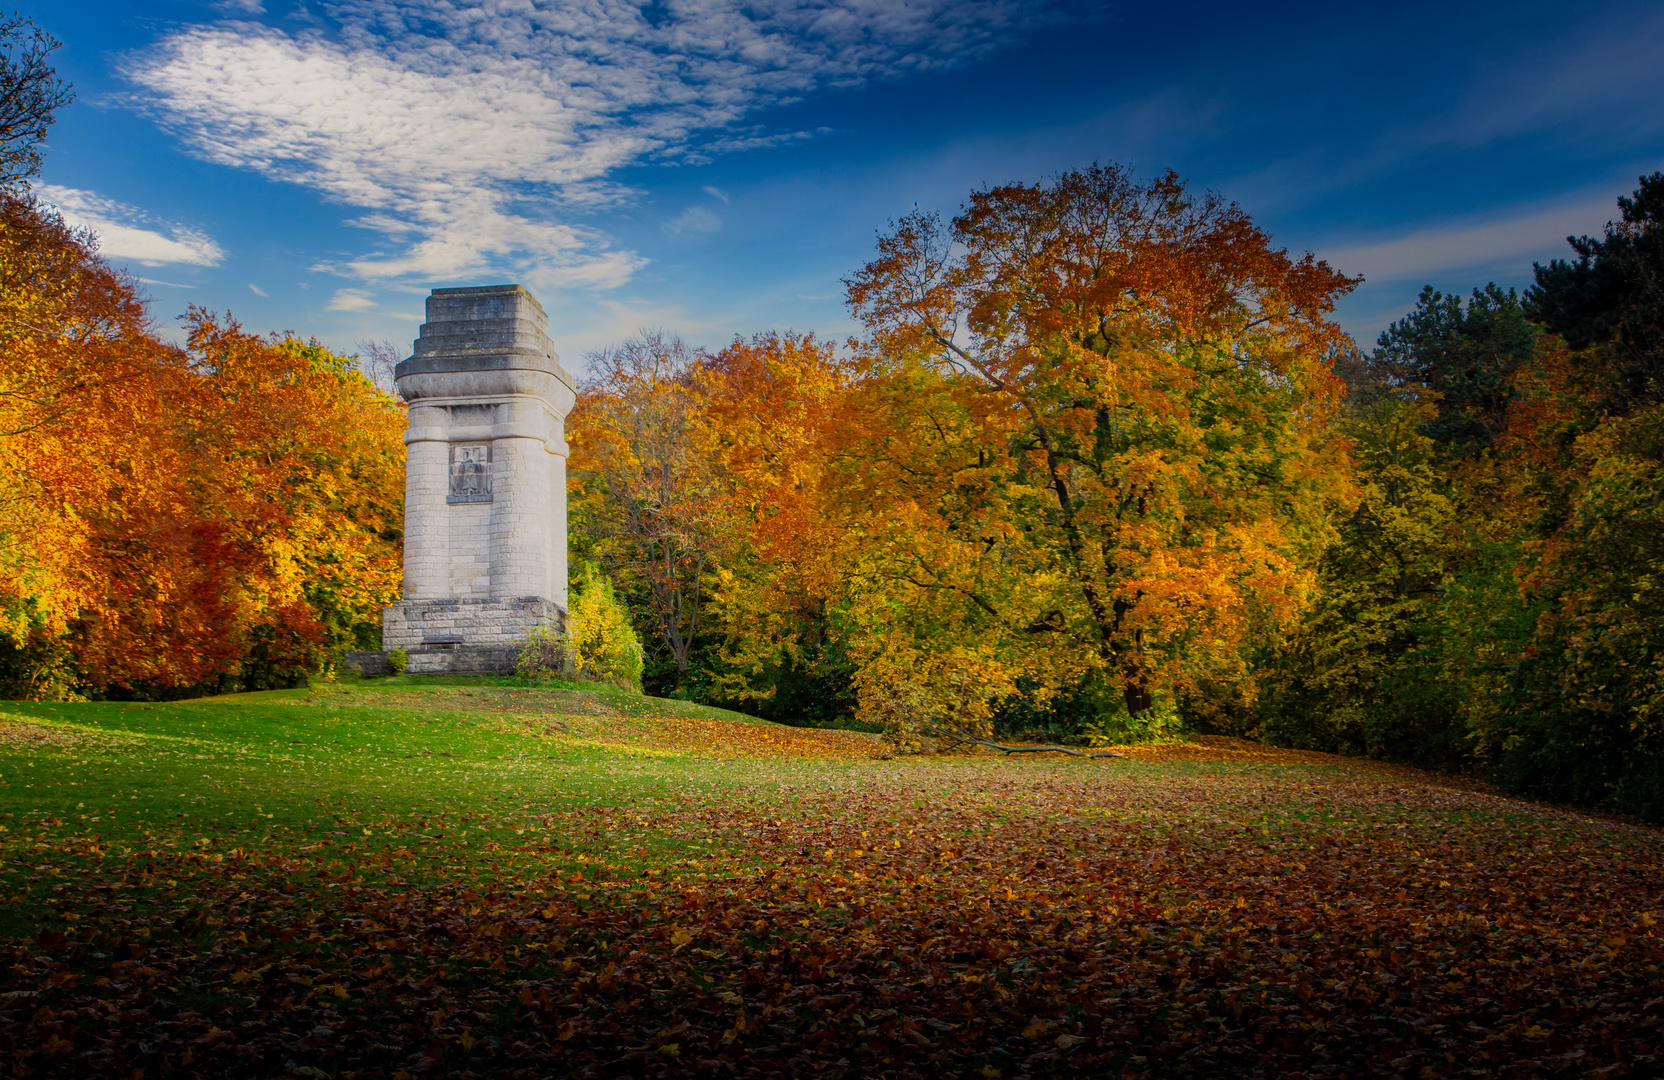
3, 727, 1661, 1078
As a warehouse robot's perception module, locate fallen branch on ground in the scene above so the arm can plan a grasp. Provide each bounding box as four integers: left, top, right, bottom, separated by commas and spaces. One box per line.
921, 727, 1125, 759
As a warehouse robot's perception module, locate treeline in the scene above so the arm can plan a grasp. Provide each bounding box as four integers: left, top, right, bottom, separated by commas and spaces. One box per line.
10, 16, 1664, 819
1262, 175, 1664, 818
572, 166, 1664, 821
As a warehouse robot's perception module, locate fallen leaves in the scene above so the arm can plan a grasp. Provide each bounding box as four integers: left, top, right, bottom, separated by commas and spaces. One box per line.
0, 714, 79, 747
3, 758, 1663, 1078
4, 695, 1663, 1077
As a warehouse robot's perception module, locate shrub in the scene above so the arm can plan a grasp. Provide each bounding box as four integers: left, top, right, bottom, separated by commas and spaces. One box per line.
990, 676, 1187, 747
387, 649, 408, 676
569, 564, 644, 691
1083, 689, 1187, 746
515, 623, 574, 679
859, 677, 942, 754
0, 628, 83, 701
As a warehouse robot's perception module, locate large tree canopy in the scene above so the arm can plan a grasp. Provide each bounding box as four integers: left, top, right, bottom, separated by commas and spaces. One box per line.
0, 193, 404, 696
837, 164, 1358, 725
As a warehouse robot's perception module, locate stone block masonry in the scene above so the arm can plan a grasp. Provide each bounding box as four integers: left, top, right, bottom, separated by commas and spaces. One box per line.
342, 651, 392, 677
384, 597, 565, 674
381, 285, 575, 673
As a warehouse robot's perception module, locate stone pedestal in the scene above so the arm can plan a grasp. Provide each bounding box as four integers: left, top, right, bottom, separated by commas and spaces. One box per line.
381, 285, 574, 673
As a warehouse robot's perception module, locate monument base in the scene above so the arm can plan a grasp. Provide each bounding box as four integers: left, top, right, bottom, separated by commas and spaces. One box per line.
382, 597, 566, 675
342, 651, 392, 677
400, 643, 521, 674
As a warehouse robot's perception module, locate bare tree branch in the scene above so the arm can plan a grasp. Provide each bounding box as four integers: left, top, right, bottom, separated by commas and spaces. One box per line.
354, 338, 405, 401
0, 14, 73, 186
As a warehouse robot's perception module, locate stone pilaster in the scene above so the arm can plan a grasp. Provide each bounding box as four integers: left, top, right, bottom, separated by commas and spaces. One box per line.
489, 435, 553, 598
401, 414, 450, 601
548, 446, 569, 610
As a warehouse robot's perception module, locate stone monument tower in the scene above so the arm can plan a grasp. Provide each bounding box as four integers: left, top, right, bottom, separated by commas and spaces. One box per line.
380, 285, 575, 672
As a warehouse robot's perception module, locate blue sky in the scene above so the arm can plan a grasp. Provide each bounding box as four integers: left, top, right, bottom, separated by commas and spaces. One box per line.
24, 0, 1664, 369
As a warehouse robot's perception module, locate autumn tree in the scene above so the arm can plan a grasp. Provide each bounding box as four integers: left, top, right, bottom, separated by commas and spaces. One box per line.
1252, 174, 1664, 819
568, 332, 734, 686
0, 191, 404, 697
156, 312, 405, 689
695, 331, 859, 719
841, 164, 1357, 735
0, 192, 169, 693
0, 34, 408, 697
1482, 173, 1664, 815
1496, 406, 1664, 816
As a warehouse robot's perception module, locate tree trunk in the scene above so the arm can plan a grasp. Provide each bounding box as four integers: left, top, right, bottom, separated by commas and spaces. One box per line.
1123, 674, 1152, 716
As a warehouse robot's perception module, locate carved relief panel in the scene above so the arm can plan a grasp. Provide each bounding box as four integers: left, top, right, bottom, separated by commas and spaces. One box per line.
447, 444, 492, 503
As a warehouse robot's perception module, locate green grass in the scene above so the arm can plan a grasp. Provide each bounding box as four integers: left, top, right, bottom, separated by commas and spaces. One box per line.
1, 675, 1641, 935
0, 677, 856, 925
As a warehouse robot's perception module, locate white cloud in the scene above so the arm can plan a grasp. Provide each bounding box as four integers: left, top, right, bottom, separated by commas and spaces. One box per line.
118, 1, 1082, 291
249, 283, 269, 296
1324, 195, 1617, 284
37, 184, 225, 267
325, 287, 376, 311
211, 0, 265, 13
703, 185, 731, 204
663, 206, 722, 238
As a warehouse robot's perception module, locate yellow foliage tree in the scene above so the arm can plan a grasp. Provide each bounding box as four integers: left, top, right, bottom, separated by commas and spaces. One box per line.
567, 332, 733, 686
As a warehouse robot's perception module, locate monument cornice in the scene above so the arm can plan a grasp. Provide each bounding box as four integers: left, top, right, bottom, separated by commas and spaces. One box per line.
394, 352, 578, 393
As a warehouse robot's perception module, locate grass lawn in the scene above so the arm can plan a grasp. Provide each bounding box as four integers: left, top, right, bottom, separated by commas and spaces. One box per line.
0, 677, 1660, 1078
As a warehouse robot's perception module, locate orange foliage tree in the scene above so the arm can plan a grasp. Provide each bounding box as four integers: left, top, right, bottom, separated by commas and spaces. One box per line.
833, 165, 1358, 736
695, 331, 853, 705
0, 192, 403, 697
567, 168, 1359, 741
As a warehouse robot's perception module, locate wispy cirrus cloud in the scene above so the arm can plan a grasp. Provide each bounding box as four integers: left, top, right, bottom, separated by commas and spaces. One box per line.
1436, 10, 1664, 149
325, 287, 377, 312
37, 184, 225, 267
1324, 193, 1619, 285
1232, 13, 1664, 219
118, 1, 1087, 293
663, 205, 722, 238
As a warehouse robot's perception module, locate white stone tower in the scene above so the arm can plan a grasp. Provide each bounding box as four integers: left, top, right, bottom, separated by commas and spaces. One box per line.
381, 285, 575, 672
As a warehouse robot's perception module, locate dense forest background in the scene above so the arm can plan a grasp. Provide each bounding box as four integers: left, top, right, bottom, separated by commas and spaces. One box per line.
568, 168, 1664, 824
6, 21, 1664, 819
